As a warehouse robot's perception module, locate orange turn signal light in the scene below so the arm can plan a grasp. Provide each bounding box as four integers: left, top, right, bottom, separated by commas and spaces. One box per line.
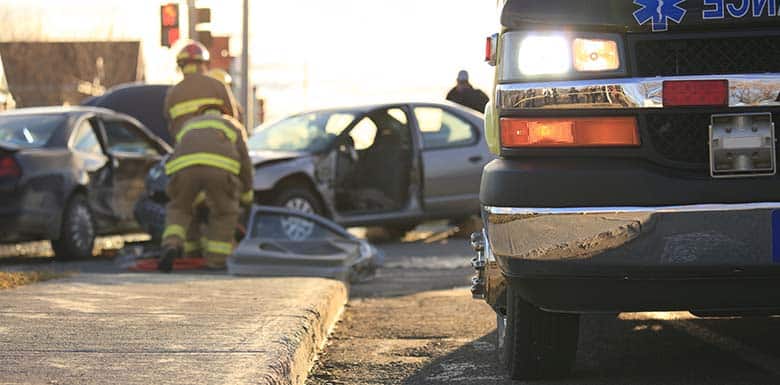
500, 117, 639, 147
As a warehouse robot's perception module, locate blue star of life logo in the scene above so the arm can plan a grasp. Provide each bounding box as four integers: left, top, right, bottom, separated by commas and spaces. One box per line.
633, 0, 687, 32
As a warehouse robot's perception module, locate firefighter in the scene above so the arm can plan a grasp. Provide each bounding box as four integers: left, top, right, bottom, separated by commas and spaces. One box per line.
164, 40, 239, 139
161, 41, 243, 267
206, 68, 245, 127
206, 68, 233, 87
158, 105, 254, 273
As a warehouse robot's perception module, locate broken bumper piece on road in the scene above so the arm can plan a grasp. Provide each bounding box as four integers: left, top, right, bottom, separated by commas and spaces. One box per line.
228, 206, 383, 283
119, 204, 383, 282
481, 202, 780, 313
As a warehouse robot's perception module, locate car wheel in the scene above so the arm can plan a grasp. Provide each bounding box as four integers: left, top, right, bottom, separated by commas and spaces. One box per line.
502, 284, 579, 380
272, 187, 324, 241
51, 194, 95, 260
272, 187, 324, 216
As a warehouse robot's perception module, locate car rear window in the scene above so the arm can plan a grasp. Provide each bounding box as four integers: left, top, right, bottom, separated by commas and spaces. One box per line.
0, 114, 65, 148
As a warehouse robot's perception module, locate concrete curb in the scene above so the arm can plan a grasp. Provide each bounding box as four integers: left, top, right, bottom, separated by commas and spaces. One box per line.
0, 274, 348, 385
261, 278, 347, 385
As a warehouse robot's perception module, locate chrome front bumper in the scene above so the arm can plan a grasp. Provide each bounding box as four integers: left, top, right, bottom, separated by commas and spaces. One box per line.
484, 202, 780, 271
497, 74, 780, 110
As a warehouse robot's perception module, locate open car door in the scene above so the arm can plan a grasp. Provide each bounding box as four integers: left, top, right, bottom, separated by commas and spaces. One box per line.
98, 117, 168, 229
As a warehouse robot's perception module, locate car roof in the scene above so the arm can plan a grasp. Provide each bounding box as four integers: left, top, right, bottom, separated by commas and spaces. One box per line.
289, 101, 483, 117
81, 83, 172, 144
0, 105, 171, 151
255, 101, 484, 132
0, 106, 152, 128
0, 105, 119, 117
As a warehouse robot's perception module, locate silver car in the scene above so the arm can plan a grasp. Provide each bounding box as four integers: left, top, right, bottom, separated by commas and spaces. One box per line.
248, 102, 492, 234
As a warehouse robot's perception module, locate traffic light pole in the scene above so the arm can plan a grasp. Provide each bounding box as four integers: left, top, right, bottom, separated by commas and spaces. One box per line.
187, 0, 197, 40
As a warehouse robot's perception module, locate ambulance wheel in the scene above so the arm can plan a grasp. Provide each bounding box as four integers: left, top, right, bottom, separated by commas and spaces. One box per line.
501, 284, 579, 380
52, 194, 95, 260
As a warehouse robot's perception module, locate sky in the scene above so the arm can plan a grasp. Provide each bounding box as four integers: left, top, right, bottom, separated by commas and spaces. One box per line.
0, 0, 500, 121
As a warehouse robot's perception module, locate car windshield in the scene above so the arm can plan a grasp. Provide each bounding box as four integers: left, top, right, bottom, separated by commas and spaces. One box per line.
248, 111, 356, 152
0, 114, 65, 148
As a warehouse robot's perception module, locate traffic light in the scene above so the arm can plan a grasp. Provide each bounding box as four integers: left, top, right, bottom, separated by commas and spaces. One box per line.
160, 3, 180, 47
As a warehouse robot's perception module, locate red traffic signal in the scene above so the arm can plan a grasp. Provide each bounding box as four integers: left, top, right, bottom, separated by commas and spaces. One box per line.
161, 3, 179, 27
161, 3, 180, 47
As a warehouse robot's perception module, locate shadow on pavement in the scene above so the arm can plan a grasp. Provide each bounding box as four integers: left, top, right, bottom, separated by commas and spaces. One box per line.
401, 331, 509, 385
349, 237, 473, 299
402, 314, 780, 385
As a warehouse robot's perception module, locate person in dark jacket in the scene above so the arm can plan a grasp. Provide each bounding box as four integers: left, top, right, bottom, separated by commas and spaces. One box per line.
445, 70, 489, 113
164, 40, 239, 139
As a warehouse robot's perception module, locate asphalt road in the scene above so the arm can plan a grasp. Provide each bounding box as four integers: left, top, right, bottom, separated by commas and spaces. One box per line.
308, 234, 780, 385
3, 229, 780, 384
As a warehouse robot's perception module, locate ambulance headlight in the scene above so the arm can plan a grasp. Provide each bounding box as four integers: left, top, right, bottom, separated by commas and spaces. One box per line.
573, 38, 620, 72
500, 32, 625, 80
518, 35, 571, 76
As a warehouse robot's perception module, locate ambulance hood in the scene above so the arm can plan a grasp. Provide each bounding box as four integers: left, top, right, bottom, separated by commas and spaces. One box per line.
500, 0, 780, 32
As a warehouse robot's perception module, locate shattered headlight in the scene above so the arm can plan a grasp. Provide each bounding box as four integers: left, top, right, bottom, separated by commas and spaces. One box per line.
500, 32, 625, 80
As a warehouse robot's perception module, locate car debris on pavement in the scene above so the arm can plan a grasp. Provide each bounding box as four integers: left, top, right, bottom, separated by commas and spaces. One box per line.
228, 206, 383, 282
118, 202, 383, 282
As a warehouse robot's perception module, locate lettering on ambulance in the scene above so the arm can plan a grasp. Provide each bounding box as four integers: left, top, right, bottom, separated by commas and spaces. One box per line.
727, 0, 751, 17
703, 0, 778, 19
703, 0, 725, 18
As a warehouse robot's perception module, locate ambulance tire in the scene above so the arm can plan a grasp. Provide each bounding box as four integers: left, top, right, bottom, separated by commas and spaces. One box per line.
501, 284, 579, 380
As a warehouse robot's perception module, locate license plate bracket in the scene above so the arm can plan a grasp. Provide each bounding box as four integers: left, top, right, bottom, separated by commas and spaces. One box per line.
709, 113, 776, 178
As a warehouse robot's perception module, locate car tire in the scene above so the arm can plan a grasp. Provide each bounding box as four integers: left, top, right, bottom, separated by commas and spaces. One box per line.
272, 187, 324, 216
501, 284, 579, 380
51, 194, 95, 260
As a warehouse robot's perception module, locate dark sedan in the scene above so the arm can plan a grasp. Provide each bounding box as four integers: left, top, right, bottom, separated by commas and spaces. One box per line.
0, 107, 171, 259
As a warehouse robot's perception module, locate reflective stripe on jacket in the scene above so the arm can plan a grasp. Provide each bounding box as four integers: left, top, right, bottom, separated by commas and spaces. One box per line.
166, 114, 254, 196
176, 119, 238, 144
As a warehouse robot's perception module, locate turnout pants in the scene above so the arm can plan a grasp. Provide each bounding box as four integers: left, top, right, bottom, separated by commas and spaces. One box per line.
162, 166, 241, 268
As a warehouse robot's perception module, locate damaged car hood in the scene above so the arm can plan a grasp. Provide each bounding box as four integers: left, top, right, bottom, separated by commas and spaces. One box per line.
250, 150, 308, 167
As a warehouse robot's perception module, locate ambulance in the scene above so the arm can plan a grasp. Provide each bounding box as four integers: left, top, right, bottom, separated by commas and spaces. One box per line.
474, 0, 780, 379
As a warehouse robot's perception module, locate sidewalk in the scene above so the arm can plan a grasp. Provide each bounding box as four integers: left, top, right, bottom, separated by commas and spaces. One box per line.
0, 273, 347, 385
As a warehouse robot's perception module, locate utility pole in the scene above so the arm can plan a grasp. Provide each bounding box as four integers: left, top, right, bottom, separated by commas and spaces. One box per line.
241, 0, 252, 129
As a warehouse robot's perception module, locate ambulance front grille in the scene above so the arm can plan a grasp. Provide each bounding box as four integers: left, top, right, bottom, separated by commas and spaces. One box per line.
643, 111, 780, 168
632, 34, 780, 77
